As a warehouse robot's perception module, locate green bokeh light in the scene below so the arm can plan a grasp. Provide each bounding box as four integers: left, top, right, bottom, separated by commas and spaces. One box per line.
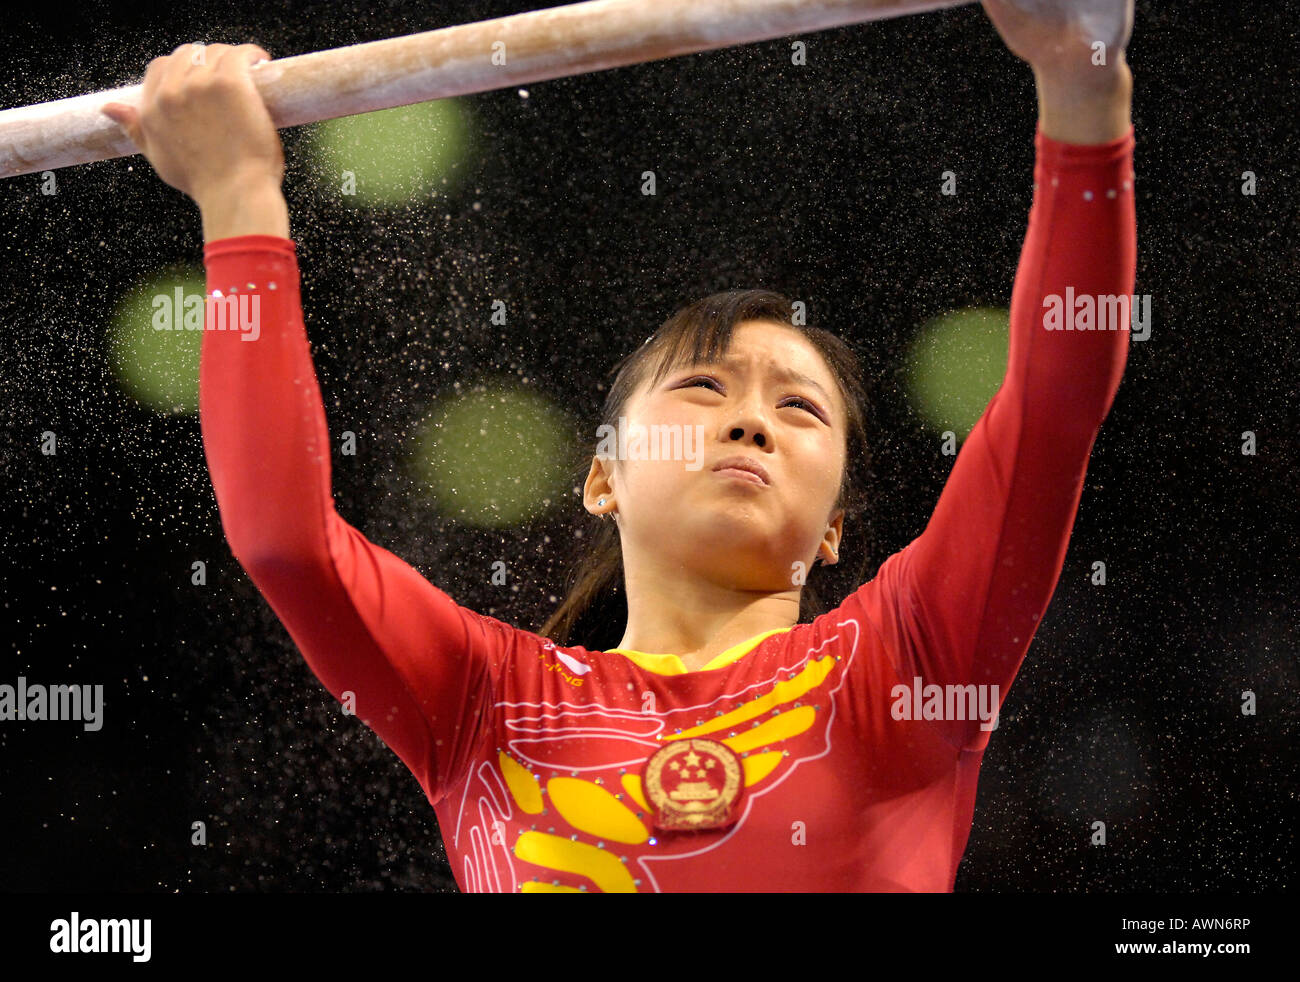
905, 307, 1010, 440
411, 383, 575, 528
109, 267, 206, 414
307, 99, 470, 207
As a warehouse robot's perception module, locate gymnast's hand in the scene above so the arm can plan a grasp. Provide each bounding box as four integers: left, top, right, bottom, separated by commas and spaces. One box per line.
982, 0, 1133, 144
99, 43, 284, 206
981, 0, 1133, 80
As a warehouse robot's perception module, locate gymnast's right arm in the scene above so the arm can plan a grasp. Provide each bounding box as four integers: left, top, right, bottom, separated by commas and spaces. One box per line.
102, 43, 502, 803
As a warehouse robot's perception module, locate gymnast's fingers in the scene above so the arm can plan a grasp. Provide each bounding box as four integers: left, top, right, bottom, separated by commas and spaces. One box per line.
101, 43, 198, 148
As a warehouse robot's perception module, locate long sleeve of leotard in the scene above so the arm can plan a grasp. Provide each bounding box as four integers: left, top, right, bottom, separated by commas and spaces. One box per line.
855, 124, 1137, 752
199, 236, 513, 805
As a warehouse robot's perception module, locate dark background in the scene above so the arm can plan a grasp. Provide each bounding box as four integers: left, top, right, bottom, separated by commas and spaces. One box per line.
0, 0, 1295, 892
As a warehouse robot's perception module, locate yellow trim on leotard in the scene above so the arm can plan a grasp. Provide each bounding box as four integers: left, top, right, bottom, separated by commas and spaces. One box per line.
605, 626, 792, 676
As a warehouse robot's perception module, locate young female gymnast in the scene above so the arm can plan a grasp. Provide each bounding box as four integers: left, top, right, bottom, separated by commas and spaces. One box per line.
103, 0, 1137, 891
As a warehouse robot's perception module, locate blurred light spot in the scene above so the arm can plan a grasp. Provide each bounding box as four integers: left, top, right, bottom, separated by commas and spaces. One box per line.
306, 99, 471, 207
1035, 709, 1153, 825
411, 383, 574, 528
109, 267, 205, 414
905, 307, 1009, 439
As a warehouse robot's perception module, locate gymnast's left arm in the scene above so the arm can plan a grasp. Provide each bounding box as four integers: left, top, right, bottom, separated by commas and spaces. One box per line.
883, 0, 1137, 750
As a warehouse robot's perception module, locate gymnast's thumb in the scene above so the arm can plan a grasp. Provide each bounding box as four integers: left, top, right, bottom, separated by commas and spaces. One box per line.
100, 102, 140, 144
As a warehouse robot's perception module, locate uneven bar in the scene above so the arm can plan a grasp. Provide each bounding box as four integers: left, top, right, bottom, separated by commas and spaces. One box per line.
0, 0, 975, 179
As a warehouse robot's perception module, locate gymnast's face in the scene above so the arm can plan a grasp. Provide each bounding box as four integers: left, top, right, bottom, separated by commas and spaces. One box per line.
592, 320, 846, 590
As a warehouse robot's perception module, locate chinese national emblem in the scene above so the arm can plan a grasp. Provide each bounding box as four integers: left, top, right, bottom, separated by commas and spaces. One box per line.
643, 738, 744, 832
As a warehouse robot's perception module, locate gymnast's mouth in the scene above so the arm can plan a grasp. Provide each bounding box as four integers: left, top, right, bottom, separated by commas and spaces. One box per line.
710, 456, 770, 485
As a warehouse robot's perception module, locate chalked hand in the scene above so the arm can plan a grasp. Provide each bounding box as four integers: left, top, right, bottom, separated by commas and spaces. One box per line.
99, 43, 284, 206
982, 0, 1133, 77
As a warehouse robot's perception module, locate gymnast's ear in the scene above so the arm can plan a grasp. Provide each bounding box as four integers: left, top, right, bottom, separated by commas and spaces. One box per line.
582, 455, 616, 516
819, 509, 844, 566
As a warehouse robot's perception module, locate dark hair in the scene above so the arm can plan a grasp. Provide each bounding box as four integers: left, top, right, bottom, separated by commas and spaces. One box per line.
538, 289, 873, 651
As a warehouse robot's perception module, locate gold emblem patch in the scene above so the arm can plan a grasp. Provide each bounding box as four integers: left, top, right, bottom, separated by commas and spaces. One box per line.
643, 738, 743, 832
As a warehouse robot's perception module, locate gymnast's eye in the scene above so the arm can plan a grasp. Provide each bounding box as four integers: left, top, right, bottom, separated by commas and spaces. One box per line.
680, 375, 722, 391
780, 396, 821, 416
